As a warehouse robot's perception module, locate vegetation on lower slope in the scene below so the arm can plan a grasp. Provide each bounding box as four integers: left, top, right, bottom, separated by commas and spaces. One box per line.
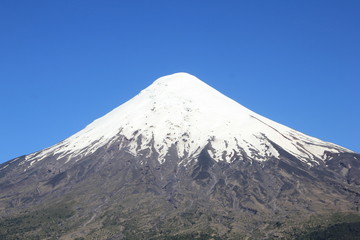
286, 213, 360, 240
0, 203, 75, 240
297, 221, 360, 240
1, 198, 359, 240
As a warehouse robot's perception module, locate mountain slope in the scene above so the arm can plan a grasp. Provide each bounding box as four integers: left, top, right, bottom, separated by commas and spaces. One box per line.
0, 73, 359, 239
18, 73, 351, 168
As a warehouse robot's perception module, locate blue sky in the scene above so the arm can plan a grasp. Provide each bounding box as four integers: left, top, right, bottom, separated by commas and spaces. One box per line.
1, 0, 359, 163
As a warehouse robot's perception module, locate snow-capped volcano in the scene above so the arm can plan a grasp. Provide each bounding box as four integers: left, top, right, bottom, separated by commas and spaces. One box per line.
1, 72, 360, 240
24, 72, 350, 168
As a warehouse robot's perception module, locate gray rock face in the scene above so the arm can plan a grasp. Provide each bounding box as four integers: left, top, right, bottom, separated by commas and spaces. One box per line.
0, 134, 359, 239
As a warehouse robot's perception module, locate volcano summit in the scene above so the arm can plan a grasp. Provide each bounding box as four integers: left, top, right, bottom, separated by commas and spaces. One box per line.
0, 73, 359, 239
18, 73, 351, 167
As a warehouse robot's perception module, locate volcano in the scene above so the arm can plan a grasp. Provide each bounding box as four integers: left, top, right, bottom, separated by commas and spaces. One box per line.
1, 73, 359, 239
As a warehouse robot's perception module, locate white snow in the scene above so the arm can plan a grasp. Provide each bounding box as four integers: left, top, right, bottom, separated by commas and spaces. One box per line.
24, 72, 353, 167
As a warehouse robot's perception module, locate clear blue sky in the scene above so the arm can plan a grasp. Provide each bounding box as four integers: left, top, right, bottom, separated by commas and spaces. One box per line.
1, 0, 359, 163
